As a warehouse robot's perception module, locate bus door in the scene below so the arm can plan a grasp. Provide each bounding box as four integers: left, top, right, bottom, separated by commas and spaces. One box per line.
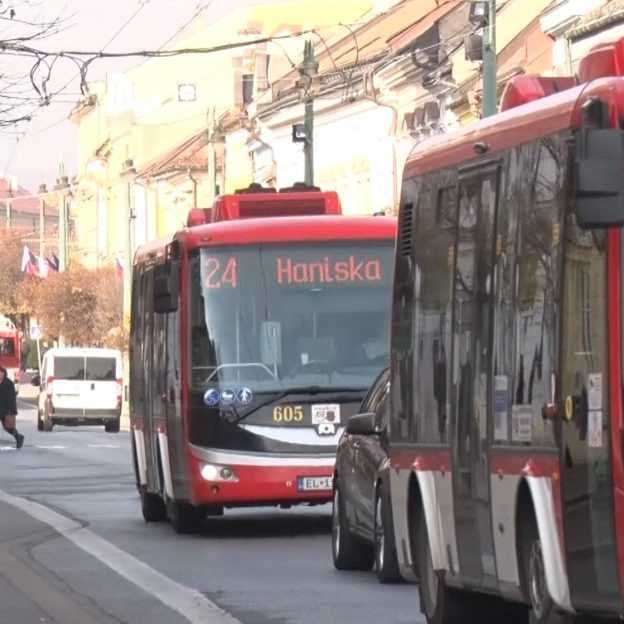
451, 165, 498, 588
143, 268, 161, 494
559, 217, 620, 611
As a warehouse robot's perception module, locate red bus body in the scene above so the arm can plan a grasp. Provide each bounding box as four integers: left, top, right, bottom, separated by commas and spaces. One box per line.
0, 316, 20, 385
130, 188, 396, 530
388, 38, 624, 622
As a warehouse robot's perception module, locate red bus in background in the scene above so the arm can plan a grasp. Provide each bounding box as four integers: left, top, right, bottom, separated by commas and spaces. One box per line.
130, 184, 396, 533
388, 38, 624, 623
0, 316, 20, 387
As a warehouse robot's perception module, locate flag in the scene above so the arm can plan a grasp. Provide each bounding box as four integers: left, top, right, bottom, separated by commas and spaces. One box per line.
47, 254, 59, 272
114, 256, 123, 281
37, 256, 49, 279
20, 246, 37, 275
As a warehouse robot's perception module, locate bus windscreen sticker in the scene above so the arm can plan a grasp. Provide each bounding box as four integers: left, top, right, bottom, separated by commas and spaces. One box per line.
588, 410, 603, 448
588, 373, 602, 411
494, 375, 509, 442
511, 405, 532, 443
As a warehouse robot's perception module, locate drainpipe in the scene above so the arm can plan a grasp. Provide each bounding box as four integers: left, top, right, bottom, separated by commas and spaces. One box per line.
187, 169, 198, 209
362, 67, 400, 215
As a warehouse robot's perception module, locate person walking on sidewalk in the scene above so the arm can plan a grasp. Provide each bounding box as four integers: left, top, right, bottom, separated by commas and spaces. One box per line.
0, 366, 24, 449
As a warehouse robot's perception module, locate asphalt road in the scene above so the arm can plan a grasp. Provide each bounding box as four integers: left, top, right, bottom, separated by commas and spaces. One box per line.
0, 401, 421, 624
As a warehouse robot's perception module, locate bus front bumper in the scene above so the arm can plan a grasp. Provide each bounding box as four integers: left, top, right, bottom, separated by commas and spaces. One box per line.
189, 446, 335, 507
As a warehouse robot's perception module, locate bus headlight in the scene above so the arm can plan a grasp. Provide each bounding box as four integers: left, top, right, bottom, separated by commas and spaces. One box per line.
200, 463, 239, 482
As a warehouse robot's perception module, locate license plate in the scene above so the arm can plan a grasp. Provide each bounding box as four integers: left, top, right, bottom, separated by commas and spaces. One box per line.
297, 475, 333, 492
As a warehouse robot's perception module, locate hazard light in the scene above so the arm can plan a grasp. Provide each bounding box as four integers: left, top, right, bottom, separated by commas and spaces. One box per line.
186, 208, 211, 227
579, 38, 624, 83
500, 75, 576, 112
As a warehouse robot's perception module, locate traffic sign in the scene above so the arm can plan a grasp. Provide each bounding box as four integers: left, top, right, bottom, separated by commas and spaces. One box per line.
30, 324, 42, 340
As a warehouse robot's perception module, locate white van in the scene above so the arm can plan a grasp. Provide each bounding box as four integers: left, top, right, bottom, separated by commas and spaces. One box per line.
34, 348, 123, 432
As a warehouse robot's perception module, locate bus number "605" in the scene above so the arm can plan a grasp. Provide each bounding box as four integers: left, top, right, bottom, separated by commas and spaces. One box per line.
273, 406, 304, 423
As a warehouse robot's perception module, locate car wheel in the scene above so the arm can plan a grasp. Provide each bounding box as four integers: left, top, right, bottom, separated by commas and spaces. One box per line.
140, 487, 167, 523
374, 482, 402, 583
167, 499, 203, 535
331, 484, 374, 571
37, 411, 44, 432
105, 419, 120, 433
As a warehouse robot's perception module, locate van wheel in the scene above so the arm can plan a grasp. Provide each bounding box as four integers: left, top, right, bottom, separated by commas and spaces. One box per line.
331, 484, 374, 570
167, 499, 203, 534
374, 481, 402, 583
417, 509, 465, 624
520, 513, 568, 624
42, 407, 53, 432
141, 488, 166, 523
105, 419, 120, 433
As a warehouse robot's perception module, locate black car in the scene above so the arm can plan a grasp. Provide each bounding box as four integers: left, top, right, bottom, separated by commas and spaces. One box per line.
331, 367, 402, 583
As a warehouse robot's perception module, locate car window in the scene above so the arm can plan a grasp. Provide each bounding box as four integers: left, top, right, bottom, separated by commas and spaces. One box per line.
54, 357, 85, 380
375, 382, 390, 429
361, 368, 389, 413
86, 357, 116, 381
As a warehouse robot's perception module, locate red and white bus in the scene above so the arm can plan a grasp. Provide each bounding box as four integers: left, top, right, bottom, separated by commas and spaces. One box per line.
0, 315, 20, 386
130, 185, 396, 533
388, 39, 624, 623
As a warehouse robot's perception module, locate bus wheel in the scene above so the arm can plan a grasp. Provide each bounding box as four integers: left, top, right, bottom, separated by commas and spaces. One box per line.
141, 488, 166, 523
416, 511, 464, 624
374, 481, 402, 583
331, 484, 374, 571
521, 516, 566, 624
42, 407, 53, 432
167, 500, 203, 535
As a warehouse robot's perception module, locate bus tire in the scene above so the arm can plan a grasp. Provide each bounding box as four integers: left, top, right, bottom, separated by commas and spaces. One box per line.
105, 419, 120, 433
374, 480, 402, 583
167, 500, 203, 535
331, 483, 374, 571
141, 488, 166, 523
519, 510, 568, 624
416, 508, 464, 624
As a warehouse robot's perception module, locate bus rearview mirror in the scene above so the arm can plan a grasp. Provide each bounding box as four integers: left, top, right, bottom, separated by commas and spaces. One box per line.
154, 260, 180, 314
575, 127, 624, 228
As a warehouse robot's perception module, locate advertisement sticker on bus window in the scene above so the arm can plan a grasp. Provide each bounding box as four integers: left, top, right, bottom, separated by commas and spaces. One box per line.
588, 410, 603, 448
588, 373, 602, 411
511, 406, 532, 443
312, 404, 340, 437
494, 376, 509, 441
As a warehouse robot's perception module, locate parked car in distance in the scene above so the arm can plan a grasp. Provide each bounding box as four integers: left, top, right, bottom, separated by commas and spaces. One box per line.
32, 348, 122, 433
331, 367, 402, 583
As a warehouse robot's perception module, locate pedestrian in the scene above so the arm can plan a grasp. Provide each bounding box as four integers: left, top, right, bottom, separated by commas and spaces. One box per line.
0, 366, 24, 449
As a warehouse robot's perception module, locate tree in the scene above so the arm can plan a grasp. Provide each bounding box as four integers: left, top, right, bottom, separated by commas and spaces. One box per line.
0, 226, 30, 320
16, 265, 125, 348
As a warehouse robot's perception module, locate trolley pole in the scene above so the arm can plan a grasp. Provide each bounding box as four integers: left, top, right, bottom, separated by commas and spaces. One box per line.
301, 40, 318, 186
482, 0, 497, 118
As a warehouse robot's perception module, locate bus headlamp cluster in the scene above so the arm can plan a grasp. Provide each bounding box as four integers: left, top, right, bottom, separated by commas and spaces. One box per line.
200, 463, 239, 483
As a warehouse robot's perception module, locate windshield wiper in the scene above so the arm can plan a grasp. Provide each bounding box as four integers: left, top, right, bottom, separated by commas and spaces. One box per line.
226, 385, 366, 426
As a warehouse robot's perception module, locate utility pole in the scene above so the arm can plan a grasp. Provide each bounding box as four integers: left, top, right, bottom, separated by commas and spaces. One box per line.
121, 159, 136, 324
300, 40, 318, 186
481, 0, 497, 118
39, 195, 46, 260
55, 176, 70, 272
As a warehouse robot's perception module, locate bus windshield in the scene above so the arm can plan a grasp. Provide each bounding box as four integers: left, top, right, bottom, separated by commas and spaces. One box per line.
190, 241, 394, 393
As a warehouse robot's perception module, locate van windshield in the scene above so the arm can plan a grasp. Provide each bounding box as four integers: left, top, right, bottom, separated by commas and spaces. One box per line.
54, 356, 116, 381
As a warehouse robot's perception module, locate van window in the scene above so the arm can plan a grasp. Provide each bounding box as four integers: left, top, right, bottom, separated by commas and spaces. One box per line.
0, 338, 15, 356
55, 357, 84, 380
86, 357, 116, 381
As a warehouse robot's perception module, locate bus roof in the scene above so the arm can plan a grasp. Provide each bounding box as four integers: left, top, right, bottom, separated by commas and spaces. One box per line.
134, 215, 397, 266
405, 76, 624, 177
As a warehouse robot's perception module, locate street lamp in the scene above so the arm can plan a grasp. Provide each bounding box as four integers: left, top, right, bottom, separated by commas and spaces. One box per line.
120, 159, 136, 327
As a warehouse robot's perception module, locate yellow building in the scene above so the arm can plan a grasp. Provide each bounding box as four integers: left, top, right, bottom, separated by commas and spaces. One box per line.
70, 0, 378, 276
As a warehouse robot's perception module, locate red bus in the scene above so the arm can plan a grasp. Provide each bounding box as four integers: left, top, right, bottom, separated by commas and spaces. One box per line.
388, 39, 624, 623
130, 185, 396, 533
0, 316, 20, 386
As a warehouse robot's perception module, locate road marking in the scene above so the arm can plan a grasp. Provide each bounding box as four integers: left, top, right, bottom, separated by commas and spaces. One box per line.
0, 446, 16, 452
35, 445, 67, 450
87, 444, 120, 449
0, 489, 241, 624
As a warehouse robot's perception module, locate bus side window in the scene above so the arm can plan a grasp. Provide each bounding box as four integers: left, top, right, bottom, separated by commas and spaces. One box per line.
494, 138, 564, 447
412, 176, 456, 444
